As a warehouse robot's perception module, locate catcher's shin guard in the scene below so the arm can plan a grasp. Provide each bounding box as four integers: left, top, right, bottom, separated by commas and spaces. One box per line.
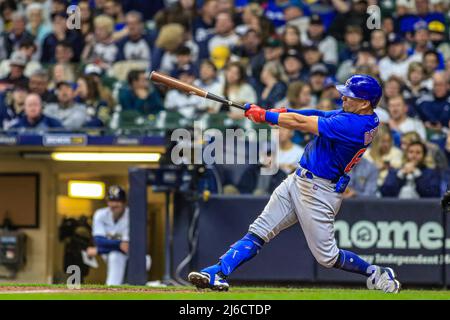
219, 233, 264, 276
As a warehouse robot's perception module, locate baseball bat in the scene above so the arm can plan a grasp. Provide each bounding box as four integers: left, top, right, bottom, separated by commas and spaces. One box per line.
150, 71, 246, 110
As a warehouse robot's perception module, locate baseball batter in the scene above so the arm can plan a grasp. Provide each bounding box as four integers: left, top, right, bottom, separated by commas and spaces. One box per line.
188, 74, 401, 293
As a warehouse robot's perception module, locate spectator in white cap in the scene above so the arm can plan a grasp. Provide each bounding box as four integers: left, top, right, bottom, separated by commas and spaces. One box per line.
0, 51, 29, 90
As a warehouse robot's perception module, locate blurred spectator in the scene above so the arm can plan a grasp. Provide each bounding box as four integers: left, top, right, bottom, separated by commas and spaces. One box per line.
282, 49, 306, 83
370, 29, 387, 60
250, 36, 284, 84
408, 20, 434, 61
44, 81, 88, 130
0, 39, 41, 79
303, 44, 329, 73
193, 60, 223, 112
320, 78, 341, 106
301, 14, 337, 65
164, 65, 205, 119
277, 127, 304, 174
428, 20, 450, 61
365, 124, 403, 187
0, 11, 34, 60
55, 40, 75, 64
0, 83, 28, 130
102, 0, 126, 35
237, 150, 287, 195
402, 130, 447, 172
153, 23, 188, 73
0, 51, 29, 90
344, 157, 379, 198
379, 33, 420, 81
330, 0, 370, 41
232, 29, 262, 62
282, 24, 302, 52
275, 81, 312, 109
84, 64, 115, 110
380, 141, 441, 198
28, 69, 57, 104
193, 0, 219, 43
168, 46, 195, 77
415, 72, 450, 129
338, 25, 364, 63
119, 69, 164, 116
78, 0, 94, 41
207, 11, 239, 55
309, 63, 328, 104
115, 11, 151, 62
82, 15, 119, 69
379, 76, 404, 110
221, 61, 257, 119
403, 62, 431, 115
25, 2, 52, 45
40, 12, 84, 64
49, 63, 76, 90
9, 93, 62, 133
236, 3, 264, 36
281, 1, 309, 35
388, 95, 426, 140
423, 50, 443, 78
336, 43, 378, 83
76, 75, 111, 127
258, 61, 287, 108
0, 0, 17, 33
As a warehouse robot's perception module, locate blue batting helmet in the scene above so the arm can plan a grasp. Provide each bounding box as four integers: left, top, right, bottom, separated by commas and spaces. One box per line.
335, 74, 383, 108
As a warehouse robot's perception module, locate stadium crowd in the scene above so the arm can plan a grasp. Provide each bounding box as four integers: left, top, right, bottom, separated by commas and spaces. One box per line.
0, 0, 450, 199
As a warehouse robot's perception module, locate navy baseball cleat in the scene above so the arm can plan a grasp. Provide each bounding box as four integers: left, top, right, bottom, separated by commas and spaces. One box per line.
367, 266, 401, 293
188, 265, 229, 291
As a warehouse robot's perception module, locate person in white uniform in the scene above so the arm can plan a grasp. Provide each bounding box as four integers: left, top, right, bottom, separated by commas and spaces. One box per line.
87, 185, 129, 286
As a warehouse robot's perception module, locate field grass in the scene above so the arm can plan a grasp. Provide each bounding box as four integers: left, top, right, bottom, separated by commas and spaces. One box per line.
0, 284, 448, 300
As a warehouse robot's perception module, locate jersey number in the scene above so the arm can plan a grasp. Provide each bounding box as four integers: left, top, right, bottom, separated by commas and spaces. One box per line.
344, 148, 367, 173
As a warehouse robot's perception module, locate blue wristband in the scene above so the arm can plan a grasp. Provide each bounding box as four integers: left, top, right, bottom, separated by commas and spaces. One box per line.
265, 111, 279, 125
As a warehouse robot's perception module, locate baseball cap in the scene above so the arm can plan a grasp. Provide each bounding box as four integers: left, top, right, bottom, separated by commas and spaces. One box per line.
413, 20, 428, 32
429, 20, 445, 33
175, 45, 191, 56
303, 44, 319, 52
387, 33, 404, 45
323, 76, 337, 88
9, 51, 27, 67
310, 14, 323, 25
210, 45, 230, 70
107, 185, 126, 202
265, 35, 282, 48
84, 63, 103, 76
282, 49, 302, 63
56, 80, 76, 90
310, 63, 328, 76
281, 0, 303, 10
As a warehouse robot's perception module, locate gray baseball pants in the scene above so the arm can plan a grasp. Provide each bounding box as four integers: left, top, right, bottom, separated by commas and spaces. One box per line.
249, 168, 343, 268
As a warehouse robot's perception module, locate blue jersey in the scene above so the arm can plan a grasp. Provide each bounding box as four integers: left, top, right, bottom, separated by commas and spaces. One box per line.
297, 109, 379, 181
